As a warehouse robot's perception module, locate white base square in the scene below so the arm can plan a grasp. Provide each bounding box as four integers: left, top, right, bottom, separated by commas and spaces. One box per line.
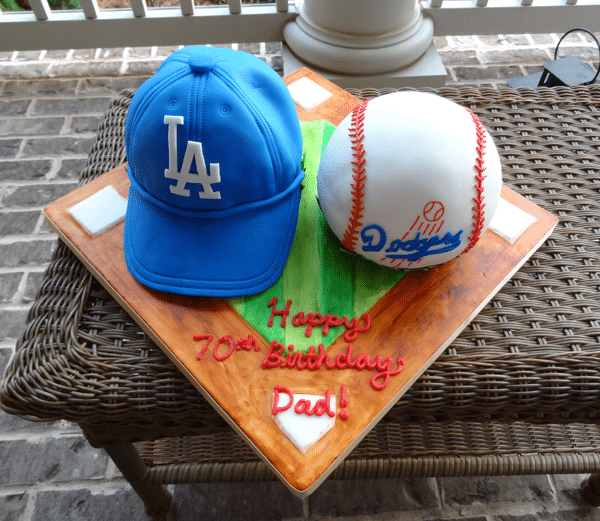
288, 77, 333, 111
489, 198, 537, 244
68, 185, 128, 237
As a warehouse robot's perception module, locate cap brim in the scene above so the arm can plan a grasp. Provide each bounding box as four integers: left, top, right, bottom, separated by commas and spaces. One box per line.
124, 181, 302, 297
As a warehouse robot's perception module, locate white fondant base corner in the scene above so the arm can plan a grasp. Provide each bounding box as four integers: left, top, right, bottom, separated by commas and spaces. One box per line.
489, 198, 538, 244
68, 185, 127, 237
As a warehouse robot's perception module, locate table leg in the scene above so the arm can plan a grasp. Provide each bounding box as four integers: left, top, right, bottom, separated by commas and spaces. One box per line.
581, 473, 600, 507
103, 442, 172, 520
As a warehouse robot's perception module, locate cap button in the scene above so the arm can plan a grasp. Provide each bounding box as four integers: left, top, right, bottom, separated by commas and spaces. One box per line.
188, 54, 215, 73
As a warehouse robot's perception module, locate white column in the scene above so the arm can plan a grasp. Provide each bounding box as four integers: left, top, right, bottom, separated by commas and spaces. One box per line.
283, 0, 440, 81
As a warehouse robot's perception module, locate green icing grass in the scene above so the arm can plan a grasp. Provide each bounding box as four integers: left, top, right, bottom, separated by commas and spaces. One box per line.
229, 120, 406, 353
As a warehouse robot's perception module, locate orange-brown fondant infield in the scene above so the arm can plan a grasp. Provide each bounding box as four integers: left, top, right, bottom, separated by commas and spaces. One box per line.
44, 69, 558, 496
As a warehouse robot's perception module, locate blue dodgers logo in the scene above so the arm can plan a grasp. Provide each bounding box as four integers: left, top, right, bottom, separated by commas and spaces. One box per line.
360, 224, 463, 263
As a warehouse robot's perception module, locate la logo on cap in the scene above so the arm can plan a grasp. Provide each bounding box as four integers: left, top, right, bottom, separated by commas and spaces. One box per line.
164, 115, 222, 200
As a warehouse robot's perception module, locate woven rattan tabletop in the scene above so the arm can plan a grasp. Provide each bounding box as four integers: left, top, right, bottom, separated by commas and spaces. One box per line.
2, 85, 600, 448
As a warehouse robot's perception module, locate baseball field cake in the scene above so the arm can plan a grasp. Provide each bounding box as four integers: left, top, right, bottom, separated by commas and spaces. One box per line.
44, 47, 558, 496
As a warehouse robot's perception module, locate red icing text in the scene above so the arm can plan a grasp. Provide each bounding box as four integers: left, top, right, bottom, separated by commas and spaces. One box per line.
193, 297, 405, 424
272, 385, 343, 419
262, 341, 404, 391
267, 297, 371, 342
193, 334, 259, 362
339, 384, 349, 420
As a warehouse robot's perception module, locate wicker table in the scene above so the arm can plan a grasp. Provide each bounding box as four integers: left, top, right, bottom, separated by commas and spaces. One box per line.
3, 85, 600, 519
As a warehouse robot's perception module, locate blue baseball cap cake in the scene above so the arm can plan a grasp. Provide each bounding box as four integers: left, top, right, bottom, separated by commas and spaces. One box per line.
124, 47, 304, 297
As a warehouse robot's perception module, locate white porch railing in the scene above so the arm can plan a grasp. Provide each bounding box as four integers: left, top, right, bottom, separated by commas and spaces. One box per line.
4, 0, 600, 52
1, 0, 600, 86
424, 0, 600, 35
0, 1, 296, 52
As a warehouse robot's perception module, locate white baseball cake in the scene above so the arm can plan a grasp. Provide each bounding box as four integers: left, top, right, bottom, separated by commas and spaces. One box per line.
317, 91, 503, 269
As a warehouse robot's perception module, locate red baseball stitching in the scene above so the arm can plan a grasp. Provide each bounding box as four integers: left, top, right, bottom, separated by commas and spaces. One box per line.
462, 108, 487, 254
342, 100, 370, 252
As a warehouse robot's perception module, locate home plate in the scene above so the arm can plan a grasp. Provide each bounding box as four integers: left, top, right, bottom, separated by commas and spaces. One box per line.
272, 390, 336, 453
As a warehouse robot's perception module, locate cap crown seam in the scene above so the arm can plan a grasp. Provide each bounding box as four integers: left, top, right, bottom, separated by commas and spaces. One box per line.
213, 68, 283, 188
188, 72, 203, 144
129, 68, 189, 139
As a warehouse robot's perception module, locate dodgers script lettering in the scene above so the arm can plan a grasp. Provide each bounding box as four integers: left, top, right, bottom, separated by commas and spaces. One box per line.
361, 224, 463, 263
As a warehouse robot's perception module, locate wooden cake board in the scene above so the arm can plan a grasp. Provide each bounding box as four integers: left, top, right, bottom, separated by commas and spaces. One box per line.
44, 68, 559, 497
